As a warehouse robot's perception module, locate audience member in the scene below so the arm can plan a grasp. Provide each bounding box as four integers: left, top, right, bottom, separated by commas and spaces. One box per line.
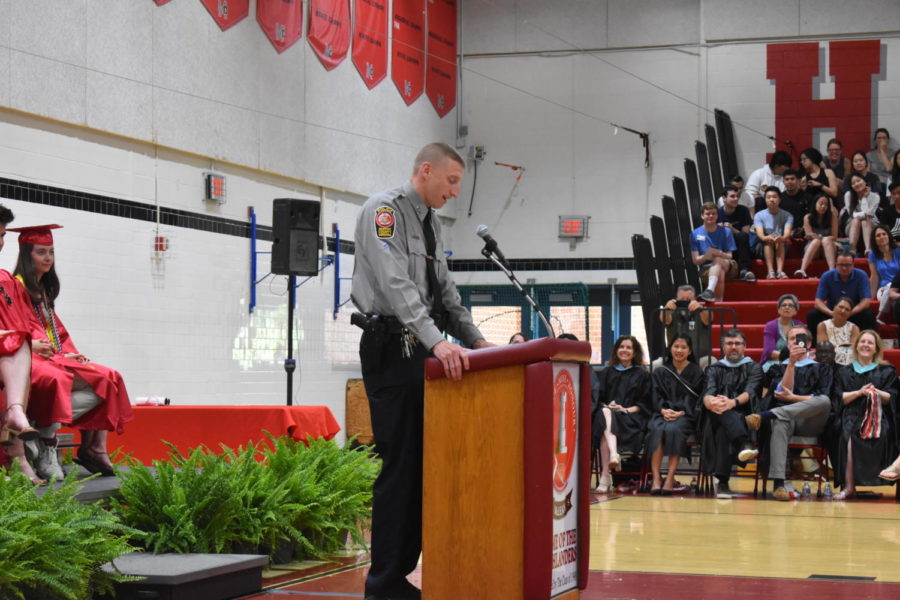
717, 175, 754, 210
752, 187, 793, 279
800, 147, 839, 200
658, 285, 712, 367
691, 202, 737, 302
12, 225, 133, 479
508, 332, 527, 344
761, 294, 804, 372
746, 151, 791, 205
867, 224, 900, 323
833, 330, 896, 500
823, 138, 851, 187
779, 170, 813, 234
717, 186, 757, 282
844, 151, 884, 207
807, 250, 877, 343
592, 335, 649, 492
878, 183, 900, 241
797, 195, 838, 278
816, 297, 859, 366
746, 326, 832, 501
646, 335, 704, 495
844, 173, 880, 255
867, 128, 897, 186
701, 329, 761, 498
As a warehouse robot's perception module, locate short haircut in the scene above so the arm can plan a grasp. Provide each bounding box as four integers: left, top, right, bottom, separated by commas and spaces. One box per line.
557, 333, 578, 341
0, 204, 14, 226
788, 325, 812, 340
722, 328, 745, 343
413, 142, 464, 172
874, 127, 890, 140
677, 284, 696, 296
727, 175, 744, 184
836, 248, 855, 261
889, 182, 900, 193
770, 151, 792, 169
826, 138, 842, 149
801, 147, 823, 165
764, 186, 782, 198
702, 201, 718, 213
782, 169, 800, 179
721, 185, 739, 197
777, 293, 799, 308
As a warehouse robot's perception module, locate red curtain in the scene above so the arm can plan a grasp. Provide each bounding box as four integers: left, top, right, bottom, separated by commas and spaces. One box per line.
391, 0, 425, 105
198, 0, 250, 31
352, 0, 388, 89
257, 0, 304, 53
426, 0, 457, 117
308, 0, 351, 70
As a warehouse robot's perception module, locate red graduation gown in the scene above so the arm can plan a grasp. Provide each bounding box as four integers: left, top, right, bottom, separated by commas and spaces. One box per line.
13, 277, 133, 433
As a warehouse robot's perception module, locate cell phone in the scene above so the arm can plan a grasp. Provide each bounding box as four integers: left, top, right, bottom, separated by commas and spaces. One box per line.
795, 332, 808, 348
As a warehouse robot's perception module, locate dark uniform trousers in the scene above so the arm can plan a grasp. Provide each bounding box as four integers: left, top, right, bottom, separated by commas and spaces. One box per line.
706, 409, 749, 479
360, 328, 429, 596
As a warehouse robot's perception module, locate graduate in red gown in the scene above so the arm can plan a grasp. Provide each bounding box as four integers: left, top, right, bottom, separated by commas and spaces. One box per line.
0, 205, 44, 483
10, 224, 133, 478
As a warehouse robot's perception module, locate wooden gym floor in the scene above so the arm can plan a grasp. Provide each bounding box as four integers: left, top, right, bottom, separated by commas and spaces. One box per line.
237, 479, 900, 600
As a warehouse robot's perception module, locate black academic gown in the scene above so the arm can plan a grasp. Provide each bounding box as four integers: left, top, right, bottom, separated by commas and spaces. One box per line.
761, 361, 834, 411
700, 360, 764, 476
833, 363, 898, 487
593, 365, 651, 454
645, 362, 704, 459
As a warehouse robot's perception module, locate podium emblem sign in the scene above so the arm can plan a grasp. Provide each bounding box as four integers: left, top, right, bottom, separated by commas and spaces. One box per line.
551, 365, 580, 595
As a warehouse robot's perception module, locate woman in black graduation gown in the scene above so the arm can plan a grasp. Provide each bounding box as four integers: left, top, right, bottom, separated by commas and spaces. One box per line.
593, 335, 651, 492
833, 330, 897, 500
647, 335, 705, 494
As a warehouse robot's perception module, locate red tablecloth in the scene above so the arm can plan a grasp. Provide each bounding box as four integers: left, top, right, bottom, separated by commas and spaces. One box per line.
61, 405, 341, 464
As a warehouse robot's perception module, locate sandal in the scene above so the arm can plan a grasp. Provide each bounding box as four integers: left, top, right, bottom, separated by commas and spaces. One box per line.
608, 453, 621, 471
793, 269, 807, 279
767, 271, 777, 280
73, 448, 115, 477
879, 465, 900, 482
833, 489, 856, 501
776, 271, 789, 279
1, 404, 39, 445
596, 474, 612, 493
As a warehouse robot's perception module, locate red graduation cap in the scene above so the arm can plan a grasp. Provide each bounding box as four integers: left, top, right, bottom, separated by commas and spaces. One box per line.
7, 224, 63, 246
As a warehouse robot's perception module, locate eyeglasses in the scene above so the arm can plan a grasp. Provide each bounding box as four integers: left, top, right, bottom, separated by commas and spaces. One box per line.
779, 303, 797, 309
723, 340, 745, 346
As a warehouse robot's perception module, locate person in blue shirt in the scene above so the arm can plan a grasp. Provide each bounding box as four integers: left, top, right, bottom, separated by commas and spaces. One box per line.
807, 249, 877, 343
867, 224, 900, 323
752, 187, 794, 279
691, 202, 737, 302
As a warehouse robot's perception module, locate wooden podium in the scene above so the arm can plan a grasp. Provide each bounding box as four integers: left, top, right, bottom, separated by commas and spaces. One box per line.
422, 338, 592, 600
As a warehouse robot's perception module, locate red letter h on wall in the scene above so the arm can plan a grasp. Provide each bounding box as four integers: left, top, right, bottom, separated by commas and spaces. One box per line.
768, 40, 881, 158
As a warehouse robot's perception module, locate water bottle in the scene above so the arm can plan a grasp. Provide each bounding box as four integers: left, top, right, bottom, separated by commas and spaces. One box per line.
688, 319, 696, 333
802, 481, 811, 497
823, 482, 833, 498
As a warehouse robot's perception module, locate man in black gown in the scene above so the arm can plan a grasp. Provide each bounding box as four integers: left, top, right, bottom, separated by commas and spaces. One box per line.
746, 326, 833, 501
701, 329, 762, 498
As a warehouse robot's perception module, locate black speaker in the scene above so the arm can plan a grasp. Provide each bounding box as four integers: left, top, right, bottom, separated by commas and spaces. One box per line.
271, 198, 321, 276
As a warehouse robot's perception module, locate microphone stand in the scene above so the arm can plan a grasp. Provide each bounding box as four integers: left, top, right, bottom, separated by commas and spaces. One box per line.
481, 247, 556, 338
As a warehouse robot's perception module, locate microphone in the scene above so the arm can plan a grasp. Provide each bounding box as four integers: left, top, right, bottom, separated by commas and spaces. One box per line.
476, 225, 509, 266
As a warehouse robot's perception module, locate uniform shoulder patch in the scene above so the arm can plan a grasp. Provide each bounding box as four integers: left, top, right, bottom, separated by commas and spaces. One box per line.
374, 206, 395, 239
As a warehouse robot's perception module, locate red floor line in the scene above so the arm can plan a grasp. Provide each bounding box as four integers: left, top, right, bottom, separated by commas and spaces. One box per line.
263, 561, 370, 592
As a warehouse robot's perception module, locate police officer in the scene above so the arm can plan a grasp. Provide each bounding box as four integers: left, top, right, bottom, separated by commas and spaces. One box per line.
352, 142, 491, 600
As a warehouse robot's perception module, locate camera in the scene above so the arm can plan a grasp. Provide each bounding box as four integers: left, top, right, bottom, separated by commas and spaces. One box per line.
675, 299, 690, 309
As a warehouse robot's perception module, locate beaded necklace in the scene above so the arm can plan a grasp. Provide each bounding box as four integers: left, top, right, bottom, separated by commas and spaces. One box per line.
32, 295, 62, 353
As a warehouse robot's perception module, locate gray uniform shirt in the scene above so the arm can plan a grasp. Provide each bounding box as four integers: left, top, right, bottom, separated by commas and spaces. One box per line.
351, 181, 483, 350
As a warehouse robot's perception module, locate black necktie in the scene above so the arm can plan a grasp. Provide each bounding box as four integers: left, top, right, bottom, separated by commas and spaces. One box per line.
422, 210, 447, 329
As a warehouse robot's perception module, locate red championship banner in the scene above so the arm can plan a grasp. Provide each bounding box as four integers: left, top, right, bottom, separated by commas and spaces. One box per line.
199, 0, 250, 31
352, 0, 388, 89
426, 0, 457, 117
257, 0, 304, 53
391, 0, 425, 105
308, 0, 351, 71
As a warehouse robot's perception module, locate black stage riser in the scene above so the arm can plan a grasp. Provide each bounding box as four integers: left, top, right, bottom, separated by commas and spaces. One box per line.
683, 158, 703, 229
694, 141, 715, 206
705, 124, 724, 194
660, 196, 687, 289
650, 215, 677, 300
